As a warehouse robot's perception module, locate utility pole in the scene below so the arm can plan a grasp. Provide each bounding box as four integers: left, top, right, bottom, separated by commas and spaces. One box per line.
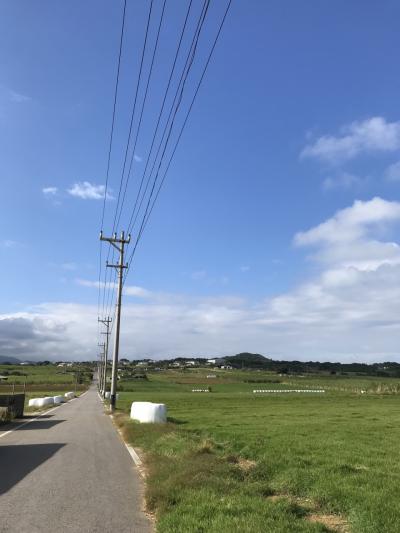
98, 316, 112, 398
98, 342, 105, 392
100, 230, 130, 411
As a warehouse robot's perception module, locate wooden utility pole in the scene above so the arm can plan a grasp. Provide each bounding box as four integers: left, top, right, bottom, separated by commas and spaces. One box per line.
98, 342, 106, 392
98, 316, 112, 398
100, 230, 130, 411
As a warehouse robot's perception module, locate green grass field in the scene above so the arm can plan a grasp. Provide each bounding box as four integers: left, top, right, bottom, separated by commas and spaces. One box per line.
114, 369, 400, 532
0, 364, 90, 412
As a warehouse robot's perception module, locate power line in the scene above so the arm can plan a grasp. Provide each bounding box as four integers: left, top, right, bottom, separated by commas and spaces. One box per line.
105, 0, 208, 319
125, 0, 211, 241
125, 0, 204, 239
123, 0, 232, 283
100, 0, 128, 231
110, 0, 155, 236
113, 0, 167, 234
98, 0, 128, 325
102, 0, 158, 323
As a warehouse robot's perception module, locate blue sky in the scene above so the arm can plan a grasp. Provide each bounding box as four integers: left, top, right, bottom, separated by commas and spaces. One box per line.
1, 1, 400, 362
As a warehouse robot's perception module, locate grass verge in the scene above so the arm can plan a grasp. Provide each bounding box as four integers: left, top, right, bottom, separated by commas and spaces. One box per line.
114, 414, 349, 533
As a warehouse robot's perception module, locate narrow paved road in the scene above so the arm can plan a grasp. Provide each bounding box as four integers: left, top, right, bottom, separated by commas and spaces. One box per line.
0, 387, 152, 533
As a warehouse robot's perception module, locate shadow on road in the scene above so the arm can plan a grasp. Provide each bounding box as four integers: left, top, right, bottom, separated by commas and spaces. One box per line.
0, 443, 65, 495
15, 420, 66, 430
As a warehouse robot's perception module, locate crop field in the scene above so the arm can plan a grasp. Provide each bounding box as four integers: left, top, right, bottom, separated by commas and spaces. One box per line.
114, 369, 400, 532
0, 364, 90, 411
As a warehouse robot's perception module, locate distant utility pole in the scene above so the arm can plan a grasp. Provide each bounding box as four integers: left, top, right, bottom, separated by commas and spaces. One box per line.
98, 342, 106, 392
98, 316, 112, 398
100, 230, 130, 411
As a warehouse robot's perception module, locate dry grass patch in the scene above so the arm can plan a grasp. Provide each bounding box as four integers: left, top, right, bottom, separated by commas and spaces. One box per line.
266, 493, 349, 532
307, 512, 349, 532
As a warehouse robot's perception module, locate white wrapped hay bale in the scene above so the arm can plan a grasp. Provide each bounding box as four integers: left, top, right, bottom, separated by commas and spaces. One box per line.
44, 397, 55, 405
35, 397, 53, 408
53, 395, 64, 404
28, 398, 40, 408
65, 392, 75, 400
130, 401, 167, 423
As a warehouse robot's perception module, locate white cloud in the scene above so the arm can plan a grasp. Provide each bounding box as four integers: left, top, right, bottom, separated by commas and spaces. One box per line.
295, 197, 400, 247
385, 161, 400, 181
134, 154, 142, 162
4, 198, 400, 363
240, 266, 250, 272
124, 286, 152, 298
42, 186, 58, 196
67, 181, 114, 200
301, 117, 400, 163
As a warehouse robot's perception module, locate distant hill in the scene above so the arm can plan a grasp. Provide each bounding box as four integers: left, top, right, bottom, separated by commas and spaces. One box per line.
225, 353, 271, 368
0, 355, 21, 364
221, 353, 400, 377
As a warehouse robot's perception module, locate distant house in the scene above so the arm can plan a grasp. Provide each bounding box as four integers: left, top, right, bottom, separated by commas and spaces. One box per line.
185, 361, 196, 366
0, 375, 8, 381
207, 358, 227, 367
19, 362, 30, 366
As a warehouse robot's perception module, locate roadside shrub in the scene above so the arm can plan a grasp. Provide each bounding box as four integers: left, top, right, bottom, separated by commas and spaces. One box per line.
0, 406, 11, 423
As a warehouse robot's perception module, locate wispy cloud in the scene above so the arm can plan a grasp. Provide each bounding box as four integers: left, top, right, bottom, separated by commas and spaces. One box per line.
240, 266, 250, 272
1, 240, 19, 248
301, 117, 400, 163
191, 270, 207, 281
42, 186, 58, 196
134, 154, 142, 163
9, 89, 31, 103
0, 84, 31, 104
75, 279, 151, 298
385, 161, 400, 182
322, 172, 363, 191
61, 262, 77, 271
67, 182, 114, 201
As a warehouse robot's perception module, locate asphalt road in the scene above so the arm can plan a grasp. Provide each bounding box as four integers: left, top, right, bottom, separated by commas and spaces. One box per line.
0, 387, 152, 533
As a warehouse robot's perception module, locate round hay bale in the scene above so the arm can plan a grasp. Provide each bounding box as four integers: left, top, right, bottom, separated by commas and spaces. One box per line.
53, 395, 64, 404
130, 401, 167, 423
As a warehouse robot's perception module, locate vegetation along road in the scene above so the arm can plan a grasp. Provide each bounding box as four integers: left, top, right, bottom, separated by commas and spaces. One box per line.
0, 386, 151, 533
